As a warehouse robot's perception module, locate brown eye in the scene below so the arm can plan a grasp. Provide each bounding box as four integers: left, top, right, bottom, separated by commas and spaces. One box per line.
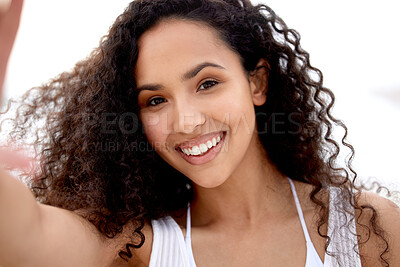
197, 80, 218, 92
147, 97, 166, 106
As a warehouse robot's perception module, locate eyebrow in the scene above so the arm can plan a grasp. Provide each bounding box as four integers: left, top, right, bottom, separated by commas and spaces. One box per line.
181, 62, 225, 81
136, 62, 225, 92
136, 83, 163, 92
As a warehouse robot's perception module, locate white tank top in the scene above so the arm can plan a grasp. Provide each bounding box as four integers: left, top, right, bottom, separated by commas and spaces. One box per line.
149, 178, 362, 267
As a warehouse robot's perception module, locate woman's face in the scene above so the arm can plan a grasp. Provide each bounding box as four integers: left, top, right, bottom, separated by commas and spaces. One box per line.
136, 19, 266, 188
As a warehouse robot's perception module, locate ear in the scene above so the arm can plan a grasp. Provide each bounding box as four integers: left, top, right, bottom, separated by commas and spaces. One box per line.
249, 58, 270, 106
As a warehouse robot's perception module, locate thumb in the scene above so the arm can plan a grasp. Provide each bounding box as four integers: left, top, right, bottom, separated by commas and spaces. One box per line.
0, 146, 32, 171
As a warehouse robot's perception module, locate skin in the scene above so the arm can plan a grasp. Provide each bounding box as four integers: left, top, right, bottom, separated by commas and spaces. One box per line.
0, 0, 22, 98
136, 19, 269, 189
135, 19, 327, 266
134, 19, 400, 267
0, 3, 399, 266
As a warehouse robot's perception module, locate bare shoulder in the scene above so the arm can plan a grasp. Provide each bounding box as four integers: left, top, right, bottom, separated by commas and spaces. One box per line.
355, 191, 400, 266
38, 204, 154, 267
108, 219, 154, 266
129, 220, 153, 266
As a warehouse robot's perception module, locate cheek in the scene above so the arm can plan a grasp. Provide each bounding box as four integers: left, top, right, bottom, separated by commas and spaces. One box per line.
214, 86, 256, 132
140, 112, 168, 148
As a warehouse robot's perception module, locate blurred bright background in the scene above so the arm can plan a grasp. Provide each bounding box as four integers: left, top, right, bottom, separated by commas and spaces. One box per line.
4, 0, 400, 189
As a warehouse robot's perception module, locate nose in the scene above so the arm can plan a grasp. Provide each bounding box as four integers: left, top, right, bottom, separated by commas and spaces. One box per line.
171, 99, 206, 134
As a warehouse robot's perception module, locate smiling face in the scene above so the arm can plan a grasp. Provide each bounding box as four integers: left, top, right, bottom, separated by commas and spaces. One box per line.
136, 19, 267, 188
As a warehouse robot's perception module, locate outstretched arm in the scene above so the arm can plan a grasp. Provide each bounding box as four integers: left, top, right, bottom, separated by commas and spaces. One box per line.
0, 1, 121, 266
0, 169, 119, 267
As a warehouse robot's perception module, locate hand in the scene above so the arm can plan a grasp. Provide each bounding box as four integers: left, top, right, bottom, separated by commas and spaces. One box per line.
0, 0, 30, 171
0, 0, 23, 98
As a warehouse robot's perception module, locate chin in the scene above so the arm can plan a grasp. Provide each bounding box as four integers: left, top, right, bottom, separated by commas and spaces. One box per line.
189, 173, 229, 189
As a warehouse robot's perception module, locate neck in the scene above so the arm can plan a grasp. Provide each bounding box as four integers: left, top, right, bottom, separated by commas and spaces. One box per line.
190, 133, 291, 228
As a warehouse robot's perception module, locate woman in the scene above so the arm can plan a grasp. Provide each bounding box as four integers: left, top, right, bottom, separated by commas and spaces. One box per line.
0, 0, 399, 266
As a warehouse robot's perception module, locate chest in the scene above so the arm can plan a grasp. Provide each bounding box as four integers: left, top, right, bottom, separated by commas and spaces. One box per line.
187, 214, 326, 267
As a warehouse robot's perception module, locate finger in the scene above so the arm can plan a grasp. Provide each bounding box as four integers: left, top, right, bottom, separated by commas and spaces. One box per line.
0, 0, 24, 97
1, 0, 24, 23
7, 0, 23, 17
0, 147, 32, 171
0, 0, 11, 14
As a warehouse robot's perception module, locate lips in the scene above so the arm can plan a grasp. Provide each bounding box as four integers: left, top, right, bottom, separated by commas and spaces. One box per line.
176, 131, 223, 149
178, 133, 223, 156
175, 131, 226, 165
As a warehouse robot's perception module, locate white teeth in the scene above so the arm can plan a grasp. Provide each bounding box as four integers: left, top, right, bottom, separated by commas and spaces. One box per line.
199, 144, 208, 153
180, 134, 224, 156
206, 140, 213, 149
212, 138, 217, 146
191, 146, 200, 155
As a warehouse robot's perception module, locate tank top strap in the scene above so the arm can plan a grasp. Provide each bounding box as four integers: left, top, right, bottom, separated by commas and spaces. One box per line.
287, 178, 313, 243
185, 204, 196, 267
185, 204, 192, 242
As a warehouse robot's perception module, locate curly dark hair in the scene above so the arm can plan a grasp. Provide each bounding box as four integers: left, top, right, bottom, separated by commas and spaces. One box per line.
3, 0, 390, 265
